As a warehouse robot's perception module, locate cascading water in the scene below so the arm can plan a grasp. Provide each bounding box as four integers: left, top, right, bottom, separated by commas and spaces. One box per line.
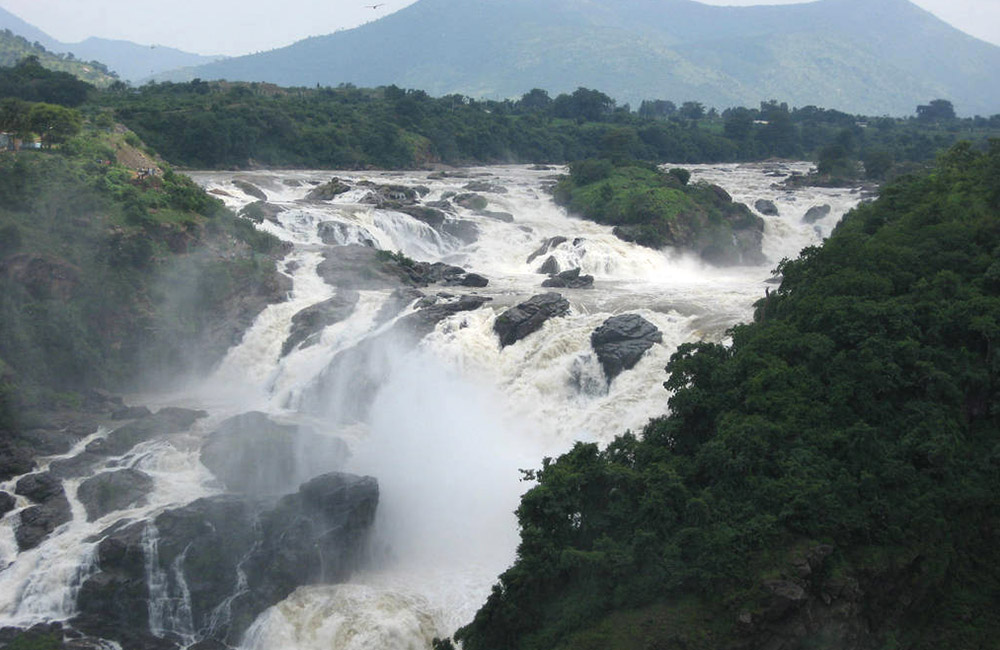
0, 162, 861, 648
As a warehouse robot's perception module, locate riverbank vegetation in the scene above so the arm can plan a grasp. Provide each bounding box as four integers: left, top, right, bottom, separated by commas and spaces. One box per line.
455, 141, 1000, 649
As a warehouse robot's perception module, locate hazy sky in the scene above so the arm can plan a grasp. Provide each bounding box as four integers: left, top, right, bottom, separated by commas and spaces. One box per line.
1, 0, 998, 56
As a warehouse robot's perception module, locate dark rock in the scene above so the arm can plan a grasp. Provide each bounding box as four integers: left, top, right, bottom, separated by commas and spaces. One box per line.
803, 204, 832, 223
459, 273, 489, 288
111, 405, 152, 420
454, 193, 488, 211
590, 314, 662, 383
398, 295, 492, 339
239, 201, 285, 224
494, 293, 570, 348
531, 164, 554, 171
0, 490, 15, 519
85, 388, 124, 408
754, 199, 779, 216
305, 177, 351, 201
75, 473, 377, 648
393, 205, 447, 229
85, 407, 205, 458
527, 236, 567, 264
0, 441, 35, 481
463, 181, 508, 194
232, 180, 267, 201
16, 471, 65, 503
281, 290, 360, 356
47, 452, 102, 479
477, 210, 515, 222
358, 182, 420, 206
542, 268, 594, 289
200, 412, 349, 495
19, 428, 79, 455
77, 469, 154, 521
424, 199, 454, 211
537, 255, 560, 275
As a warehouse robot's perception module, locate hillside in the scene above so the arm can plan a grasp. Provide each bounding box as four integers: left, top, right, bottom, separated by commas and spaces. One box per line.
0, 29, 116, 86
0, 6, 224, 83
156, 0, 1000, 116
455, 141, 1000, 650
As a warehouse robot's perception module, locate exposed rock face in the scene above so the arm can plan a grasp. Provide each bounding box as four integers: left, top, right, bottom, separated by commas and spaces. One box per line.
281, 290, 360, 356
454, 193, 488, 211
305, 177, 351, 201
15, 471, 71, 550
0, 490, 15, 519
317, 246, 487, 290
803, 204, 832, 223
590, 314, 663, 383
199, 412, 349, 495
74, 473, 378, 648
49, 408, 206, 479
111, 405, 152, 420
358, 182, 420, 206
493, 293, 571, 348
755, 199, 779, 216
542, 268, 594, 289
77, 469, 154, 521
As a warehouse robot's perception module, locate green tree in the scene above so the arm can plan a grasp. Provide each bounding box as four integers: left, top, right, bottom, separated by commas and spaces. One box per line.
28, 103, 82, 147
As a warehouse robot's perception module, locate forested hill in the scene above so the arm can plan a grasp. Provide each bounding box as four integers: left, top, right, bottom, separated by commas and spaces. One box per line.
97, 79, 1000, 174
157, 0, 1000, 116
0, 29, 116, 87
454, 141, 1000, 649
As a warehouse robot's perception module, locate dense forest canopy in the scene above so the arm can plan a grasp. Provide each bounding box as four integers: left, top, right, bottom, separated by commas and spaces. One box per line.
455, 140, 1000, 650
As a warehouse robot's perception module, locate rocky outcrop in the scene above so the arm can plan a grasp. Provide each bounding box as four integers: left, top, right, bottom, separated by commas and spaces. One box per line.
238, 201, 285, 224
317, 246, 487, 291
537, 255, 560, 275
49, 408, 206, 479
15, 471, 71, 550
305, 177, 351, 201
754, 199, 779, 216
0, 490, 15, 519
454, 193, 488, 211
317, 221, 378, 247
802, 204, 832, 223
232, 180, 266, 201
74, 473, 378, 648
111, 405, 152, 420
359, 181, 421, 206
590, 314, 662, 383
77, 469, 154, 521
493, 293, 571, 348
199, 412, 349, 495
281, 290, 360, 356
542, 268, 594, 289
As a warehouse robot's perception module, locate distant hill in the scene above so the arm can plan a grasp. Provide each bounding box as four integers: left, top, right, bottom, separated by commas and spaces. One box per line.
155, 0, 1000, 116
0, 6, 225, 83
0, 29, 116, 86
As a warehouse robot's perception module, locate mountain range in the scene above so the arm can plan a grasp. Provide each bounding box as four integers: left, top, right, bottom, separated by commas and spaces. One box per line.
0, 5, 225, 82
154, 0, 1000, 116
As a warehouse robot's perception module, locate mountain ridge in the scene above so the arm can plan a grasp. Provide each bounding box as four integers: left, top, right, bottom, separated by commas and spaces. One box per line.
152, 0, 1000, 116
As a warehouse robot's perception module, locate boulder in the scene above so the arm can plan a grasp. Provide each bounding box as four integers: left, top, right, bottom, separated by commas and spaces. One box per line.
232, 180, 266, 201
358, 182, 420, 206
802, 204, 832, 223
239, 201, 285, 224
398, 295, 492, 339
393, 205, 447, 229
0, 490, 15, 519
15, 472, 71, 550
754, 199, 779, 216
459, 273, 489, 288
0, 441, 35, 481
281, 290, 360, 357
493, 293, 571, 348
305, 178, 351, 201
526, 236, 567, 264
77, 469, 154, 521
537, 255, 560, 275
75, 473, 377, 648
199, 412, 350, 495
463, 181, 508, 194
542, 268, 594, 289
15, 471, 65, 503
590, 314, 663, 383
454, 193, 488, 211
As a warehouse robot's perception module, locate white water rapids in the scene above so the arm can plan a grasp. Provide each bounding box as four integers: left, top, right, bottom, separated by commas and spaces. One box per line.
0, 162, 861, 648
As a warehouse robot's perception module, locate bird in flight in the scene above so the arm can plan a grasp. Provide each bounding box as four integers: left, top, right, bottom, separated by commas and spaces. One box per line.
365, 3, 385, 8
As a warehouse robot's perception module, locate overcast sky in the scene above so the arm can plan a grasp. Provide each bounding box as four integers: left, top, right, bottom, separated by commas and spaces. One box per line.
1, 0, 998, 56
